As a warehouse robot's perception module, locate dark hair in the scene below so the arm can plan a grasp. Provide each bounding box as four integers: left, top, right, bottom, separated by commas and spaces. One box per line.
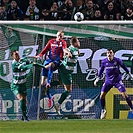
107, 48, 114, 52
70, 36, 78, 45
11, 50, 17, 56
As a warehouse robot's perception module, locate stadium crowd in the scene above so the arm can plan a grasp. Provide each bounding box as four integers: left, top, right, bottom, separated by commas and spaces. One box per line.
0, 0, 133, 20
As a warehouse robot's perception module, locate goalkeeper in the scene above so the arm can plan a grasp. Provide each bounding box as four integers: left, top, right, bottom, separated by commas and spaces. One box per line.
10, 50, 34, 121
94, 48, 133, 119
54, 36, 80, 115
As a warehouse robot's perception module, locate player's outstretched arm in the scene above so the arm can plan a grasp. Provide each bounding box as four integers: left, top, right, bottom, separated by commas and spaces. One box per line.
18, 63, 33, 70
33, 62, 46, 68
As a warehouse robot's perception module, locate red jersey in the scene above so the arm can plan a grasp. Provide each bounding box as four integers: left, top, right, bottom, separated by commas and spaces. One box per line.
38, 38, 67, 61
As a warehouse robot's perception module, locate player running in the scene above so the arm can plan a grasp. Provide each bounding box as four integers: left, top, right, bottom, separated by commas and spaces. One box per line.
11, 50, 34, 121
34, 30, 71, 108
94, 48, 133, 119
54, 36, 80, 115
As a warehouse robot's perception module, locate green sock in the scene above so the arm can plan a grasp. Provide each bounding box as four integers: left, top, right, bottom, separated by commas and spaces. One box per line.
58, 90, 69, 104
20, 99, 27, 117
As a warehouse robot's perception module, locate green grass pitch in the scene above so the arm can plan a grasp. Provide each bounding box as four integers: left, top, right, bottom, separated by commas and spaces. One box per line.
0, 119, 133, 133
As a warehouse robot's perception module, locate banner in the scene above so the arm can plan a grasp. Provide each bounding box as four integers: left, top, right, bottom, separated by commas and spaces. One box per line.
0, 88, 101, 120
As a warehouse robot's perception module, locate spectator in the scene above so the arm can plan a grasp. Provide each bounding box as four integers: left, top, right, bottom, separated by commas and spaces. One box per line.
93, 9, 103, 20
58, 0, 75, 20
103, 1, 117, 20
57, 0, 67, 20
115, 12, 121, 20
76, 0, 86, 12
2, 0, 10, 10
0, 5, 7, 20
25, 0, 40, 20
0, 0, 131, 21
7, 0, 23, 20
41, 8, 51, 20
84, 0, 95, 20
124, 6, 133, 20
49, 2, 59, 20
63, 0, 75, 20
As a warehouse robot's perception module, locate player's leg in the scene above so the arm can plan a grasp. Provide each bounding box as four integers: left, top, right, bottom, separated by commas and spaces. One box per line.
17, 94, 29, 121
45, 61, 60, 87
41, 75, 47, 95
122, 92, 133, 110
58, 69, 72, 105
41, 66, 50, 95
100, 82, 112, 119
54, 68, 72, 114
42, 63, 55, 108
59, 84, 72, 103
11, 83, 29, 121
115, 81, 133, 110
46, 61, 62, 107
41, 75, 53, 107
19, 84, 29, 121
44, 62, 55, 86
54, 84, 72, 115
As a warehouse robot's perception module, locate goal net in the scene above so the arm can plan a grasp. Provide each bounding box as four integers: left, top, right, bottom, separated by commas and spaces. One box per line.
0, 22, 133, 120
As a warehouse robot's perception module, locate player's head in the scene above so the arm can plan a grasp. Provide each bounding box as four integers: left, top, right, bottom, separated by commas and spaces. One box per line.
56, 30, 64, 41
70, 36, 80, 48
106, 48, 114, 61
11, 50, 20, 61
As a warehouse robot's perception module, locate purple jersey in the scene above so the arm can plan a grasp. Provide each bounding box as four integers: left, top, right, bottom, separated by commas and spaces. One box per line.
98, 57, 129, 82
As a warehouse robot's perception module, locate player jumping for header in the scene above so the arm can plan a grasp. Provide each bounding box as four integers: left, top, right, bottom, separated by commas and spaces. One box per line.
54, 36, 80, 115
34, 30, 71, 108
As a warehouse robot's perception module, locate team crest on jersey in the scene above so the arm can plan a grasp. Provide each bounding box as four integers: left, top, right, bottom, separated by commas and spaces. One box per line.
51, 43, 58, 46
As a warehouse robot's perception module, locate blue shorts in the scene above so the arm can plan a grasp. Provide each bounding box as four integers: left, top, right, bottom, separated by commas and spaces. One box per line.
42, 59, 60, 77
101, 80, 126, 93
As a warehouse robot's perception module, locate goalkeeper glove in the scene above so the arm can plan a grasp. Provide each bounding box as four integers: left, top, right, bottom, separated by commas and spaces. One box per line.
94, 77, 100, 86
129, 72, 133, 80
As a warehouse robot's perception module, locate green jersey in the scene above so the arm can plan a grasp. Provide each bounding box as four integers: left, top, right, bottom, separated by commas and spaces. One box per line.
62, 45, 79, 74
11, 58, 33, 84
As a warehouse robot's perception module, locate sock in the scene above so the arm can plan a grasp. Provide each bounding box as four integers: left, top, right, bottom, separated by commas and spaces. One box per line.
100, 98, 105, 109
58, 90, 69, 104
20, 99, 27, 117
47, 89, 52, 99
47, 66, 53, 84
126, 97, 133, 109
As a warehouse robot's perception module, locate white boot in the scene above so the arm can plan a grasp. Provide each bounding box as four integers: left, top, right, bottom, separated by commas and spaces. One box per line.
100, 109, 106, 119
54, 103, 61, 115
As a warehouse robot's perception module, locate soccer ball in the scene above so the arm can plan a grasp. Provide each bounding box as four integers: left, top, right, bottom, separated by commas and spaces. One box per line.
74, 12, 84, 21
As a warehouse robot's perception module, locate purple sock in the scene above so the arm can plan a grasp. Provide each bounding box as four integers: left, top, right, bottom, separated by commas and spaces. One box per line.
126, 97, 133, 109
100, 98, 105, 109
